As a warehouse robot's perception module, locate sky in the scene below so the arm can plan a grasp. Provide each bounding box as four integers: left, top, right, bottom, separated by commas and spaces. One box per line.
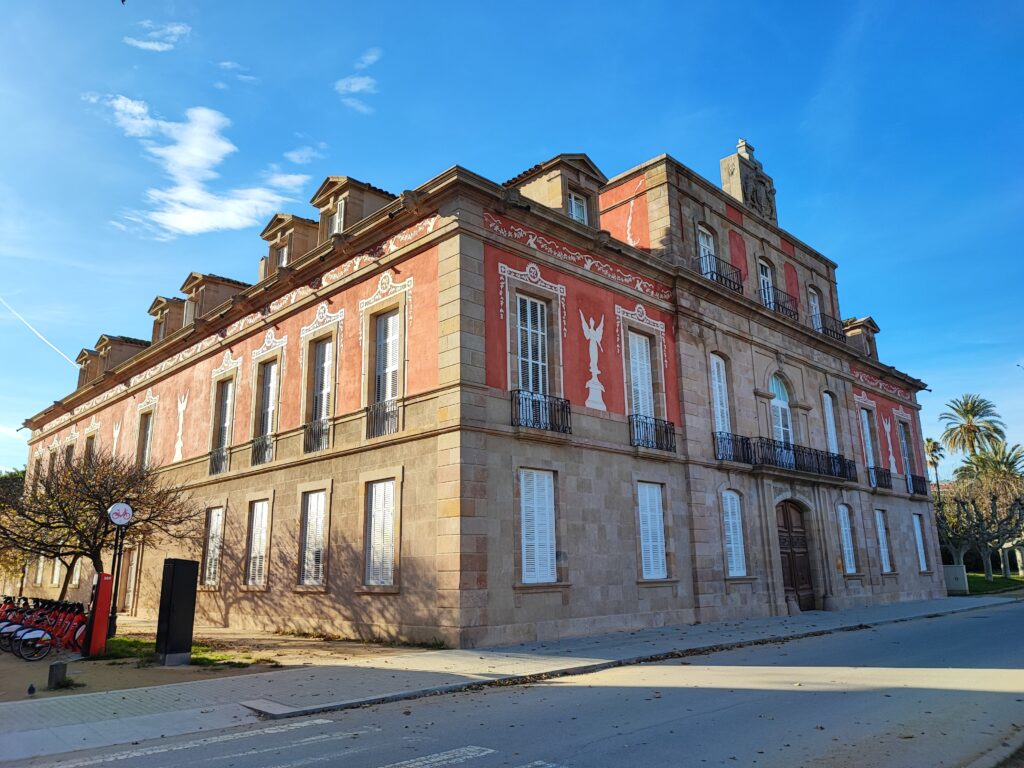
0, 1, 1021, 477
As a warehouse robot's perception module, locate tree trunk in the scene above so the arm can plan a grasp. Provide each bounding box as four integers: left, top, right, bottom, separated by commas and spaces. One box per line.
91, 553, 105, 575
982, 547, 994, 581
57, 555, 79, 601
1001, 549, 1012, 579
953, 547, 967, 566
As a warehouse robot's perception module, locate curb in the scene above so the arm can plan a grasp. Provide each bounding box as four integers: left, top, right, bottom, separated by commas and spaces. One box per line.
241, 598, 1014, 720
960, 724, 1024, 768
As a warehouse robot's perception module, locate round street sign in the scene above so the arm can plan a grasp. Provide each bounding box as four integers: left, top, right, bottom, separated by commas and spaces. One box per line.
107, 502, 134, 526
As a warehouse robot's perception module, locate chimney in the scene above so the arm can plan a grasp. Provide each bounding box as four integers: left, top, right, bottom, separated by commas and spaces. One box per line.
720, 138, 778, 224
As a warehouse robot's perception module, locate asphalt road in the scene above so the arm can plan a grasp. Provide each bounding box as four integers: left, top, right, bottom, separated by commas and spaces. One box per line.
13, 601, 1024, 768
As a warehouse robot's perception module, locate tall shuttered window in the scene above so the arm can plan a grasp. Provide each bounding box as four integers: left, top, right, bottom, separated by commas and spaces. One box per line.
710, 354, 730, 433
71, 558, 82, 587
637, 482, 667, 580
34, 556, 44, 586
50, 558, 61, 586
837, 504, 857, 574
517, 296, 548, 395
519, 469, 556, 584
912, 513, 929, 572
301, 490, 327, 586
256, 360, 278, 438
84, 435, 96, 463
137, 411, 154, 468
365, 480, 396, 586
875, 509, 893, 573
823, 392, 839, 454
628, 331, 655, 418
722, 490, 746, 577
698, 227, 715, 274
860, 408, 876, 466
769, 375, 793, 446
311, 338, 332, 422
213, 379, 234, 451
246, 500, 269, 586
202, 507, 224, 586
374, 311, 400, 404
897, 421, 915, 488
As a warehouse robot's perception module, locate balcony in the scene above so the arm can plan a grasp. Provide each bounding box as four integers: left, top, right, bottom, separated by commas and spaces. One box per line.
910, 474, 929, 496
811, 312, 847, 343
693, 254, 743, 294
511, 390, 572, 434
867, 466, 893, 490
208, 447, 228, 476
366, 399, 400, 439
749, 437, 857, 481
714, 432, 753, 463
303, 419, 330, 453
251, 434, 274, 466
629, 414, 676, 452
759, 285, 799, 321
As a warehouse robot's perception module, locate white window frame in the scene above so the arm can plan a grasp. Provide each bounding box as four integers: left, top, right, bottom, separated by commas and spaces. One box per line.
808, 287, 823, 331
519, 469, 557, 585
860, 407, 877, 469
722, 490, 746, 578
212, 378, 234, 451
246, 500, 269, 586
71, 557, 82, 588
897, 421, 915, 492
567, 191, 588, 224
310, 337, 333, 423
300, 490, 327, 586
837, 503, 857, 574
710, 354, 731, 434
758, 260, 774, 307
328, 197, 345, 236
769, 375, 793, 446
627, 330, 655, 418
374, 310, 400, 404
516, 295, 548, 395
822, 391, 839, 454
137, 411, 154, 468
912, 513, 929, 572
34, 555, 44, 586
697, 226, 716, 275
277, 240, 290, 268
875, 509, 893, 573
636, 482, 667, 580
256, 359, 278, 438
50, 558, 61, 586
365, 479, 397, 586
202, 506, 224, 587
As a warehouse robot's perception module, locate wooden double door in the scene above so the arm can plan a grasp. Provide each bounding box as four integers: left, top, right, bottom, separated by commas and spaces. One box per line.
776, 501, 815, 611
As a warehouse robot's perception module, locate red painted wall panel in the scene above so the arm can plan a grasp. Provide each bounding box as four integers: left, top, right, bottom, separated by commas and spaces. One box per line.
599, 177, 650, 251
780, 238, 795, 257
784, 262, 800, 307
728, 231, 749, 283
725, 204, 743, 225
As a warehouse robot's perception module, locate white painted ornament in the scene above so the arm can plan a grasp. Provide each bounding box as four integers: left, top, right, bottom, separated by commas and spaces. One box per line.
579, 310, 606, 411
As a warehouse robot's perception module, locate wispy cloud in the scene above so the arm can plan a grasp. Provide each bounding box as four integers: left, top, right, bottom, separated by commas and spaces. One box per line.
123, 21, 191, 52
335, 48, 382, 114
212, 61, 259, 88
335, 75, 377, 95
354, 47, 382, 70
284, 143, 326, 165
99, 95, 307, 238
218, 60, 243, 71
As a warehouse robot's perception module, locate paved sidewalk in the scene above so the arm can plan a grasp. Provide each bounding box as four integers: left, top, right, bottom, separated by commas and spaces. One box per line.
3, 595, 1016, 762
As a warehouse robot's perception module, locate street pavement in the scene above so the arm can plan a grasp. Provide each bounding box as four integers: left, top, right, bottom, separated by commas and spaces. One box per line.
1, 595, 1019, 765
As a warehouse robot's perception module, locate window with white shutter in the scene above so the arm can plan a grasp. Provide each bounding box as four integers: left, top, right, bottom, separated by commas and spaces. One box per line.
246, 500, 269, 586
310, 338, 332, 422
628, 331, 655, 418
875, 509, 892, 573
837, 504, 857, 574
823, 392, 839, 454
374, 310, 400, 404
698, 227, 715, 275
34, 555, 44, 586
213, 378, 234, 449
50, 558, 61, 586
137, 411, 154, 467
519, 469, 556, 584
758, 261, 774, 307
709, 354, 730, 434
256, 360, 278, 437
637, 482, 667, 579
860, 408, 876, 466
517, 296, 548, 395
912, 513, 928, 572
203, 506, 224, 586
365, 480, 396, 586
722, 490, 746, 577
71, 557, 82, 587
301, 490, 327, 586
808, 288, 823, 331
897, 421, 915, 490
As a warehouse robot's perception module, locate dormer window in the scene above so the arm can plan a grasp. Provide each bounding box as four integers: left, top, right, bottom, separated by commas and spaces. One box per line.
183, 298, 196, 325
327, 198, 345, 236
568, 191, 589, 224
155, 314, 166, 342
277, 242, 290, 268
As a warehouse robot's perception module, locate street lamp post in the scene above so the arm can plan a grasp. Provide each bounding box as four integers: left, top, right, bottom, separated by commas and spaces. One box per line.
106, 502, 134, 638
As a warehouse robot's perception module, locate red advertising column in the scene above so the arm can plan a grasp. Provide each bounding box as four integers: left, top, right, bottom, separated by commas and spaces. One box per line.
86, 573, 113, 657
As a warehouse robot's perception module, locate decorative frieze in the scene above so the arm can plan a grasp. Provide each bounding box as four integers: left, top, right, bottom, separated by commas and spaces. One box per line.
498, 262, 567, 337
851, 368, 911, 402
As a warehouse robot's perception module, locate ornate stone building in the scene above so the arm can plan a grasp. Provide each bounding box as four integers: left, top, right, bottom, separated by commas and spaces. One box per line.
20, 140, 944, 646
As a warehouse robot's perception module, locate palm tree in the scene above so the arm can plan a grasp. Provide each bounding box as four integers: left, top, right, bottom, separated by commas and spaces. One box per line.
953, 441, 1024, 482
924, 438, 944, 501
939, 394, 1006, 456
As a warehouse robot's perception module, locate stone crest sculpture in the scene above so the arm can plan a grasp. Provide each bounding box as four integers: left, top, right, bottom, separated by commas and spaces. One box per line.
579, 310, 606, 411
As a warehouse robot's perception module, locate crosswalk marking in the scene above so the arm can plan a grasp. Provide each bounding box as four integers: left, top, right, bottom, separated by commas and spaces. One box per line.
377, 746, 497, 768
204, 726, 381, 762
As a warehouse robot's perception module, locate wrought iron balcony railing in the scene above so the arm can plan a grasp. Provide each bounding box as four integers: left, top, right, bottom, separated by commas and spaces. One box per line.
511, 390, 572, 434
867, 466, 893, 490
714, 432, 753, 464
910, 474, 929, 496
366, 399, 400, 439
811, 312, 847, 343
693, 254, 743, 294
303, 419, 330, 454
251, 434, 274, 466
750, 437, 857, 481
760, 285, 799, 321
209, 447, 229, 476
629, 414, 676, 452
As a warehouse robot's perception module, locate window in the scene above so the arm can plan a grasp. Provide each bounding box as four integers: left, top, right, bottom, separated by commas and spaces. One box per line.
875, 509, 893, 573
837, 504, 857, 574
912, 513, 929, 572
808, 287, 823, 331
365, 480, 396, 586
137, 411, 154, 468
897, 421, 915, 490
155, 316, 166, 342
63, 444, 74, 465
310, 338, 333, 422
300, 490, 327, 586
822, 392, 839, 454
33, 458, 42, 484
769, 375, 793, 446
246, 500, 269, 586
211, 378, 233, 473
202, 507, 224, 587
709, 354, 730, 433
374, 310, 400, 404
71, 558, 82, 588
567, 191, 588, 224
84, 435, 96, 463
636, 482, 667, 580
517, 296, 548, 395
328, 198, 345, 236
276, 241, 290, 268
519, 469, 556, 584
859, 408, 877, 467
48, 451, 57, 476
628, 331, 655, 418
34, 555, 44, 586
758, 261, 774, 306
256, 359, 278, 438
50, 558, 61, 586
697, 226, 716, 274
183, 298, 196, 326
722, 490, 746, 577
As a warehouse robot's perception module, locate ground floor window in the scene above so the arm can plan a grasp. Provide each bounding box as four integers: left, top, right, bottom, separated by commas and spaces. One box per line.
365, 480, 396, 586
837, 504, 857, 574
519, 469, 556, 584
875, 509, 893, 573
912, 513, 929, 572
722, 490, 746, 577
636, 482, 667, 579
301, 490, 327, 586
203, 506, 224, 586
246, 500, 269, 586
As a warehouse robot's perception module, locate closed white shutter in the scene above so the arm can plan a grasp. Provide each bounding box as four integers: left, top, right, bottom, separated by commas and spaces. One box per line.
758, 262, 774, 305
722, 490, 746, 577
897, 422, 914, 479
259, 360, 277, 436
875, 509, 892, 573
51, 558, 61, 586
698, 227, 715, 270
771, 401, 792, 445
628, 331, 654, 418
520, 469, 556, 584
809, 289, 822, 330
215, 379, 233, 449
637, 482, 667, 579
837, 504, 856, 574
375, 311, 400, 403
366, 480, 396, 585
912, 513, 928, 572
204, 507, 224, 586
247, 500, 269, 585
138, 412, 154, 467
71, 557, 82, 587
823, 392, 839, 454
312, 339, 332, 421
35, 556, 44, 585
710, 354, 730, 433
301, 491, 326, 585
517, 296, 548, 395
860, 408, 875, 466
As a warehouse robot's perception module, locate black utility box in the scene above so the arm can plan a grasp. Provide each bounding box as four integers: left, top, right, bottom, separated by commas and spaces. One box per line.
155, 558, 199, 666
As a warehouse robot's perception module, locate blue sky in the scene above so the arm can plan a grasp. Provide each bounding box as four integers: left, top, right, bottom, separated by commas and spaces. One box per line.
1, 2, 1021, 476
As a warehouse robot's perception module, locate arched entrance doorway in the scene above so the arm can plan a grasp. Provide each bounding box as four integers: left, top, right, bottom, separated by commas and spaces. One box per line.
776, 500, 815, 611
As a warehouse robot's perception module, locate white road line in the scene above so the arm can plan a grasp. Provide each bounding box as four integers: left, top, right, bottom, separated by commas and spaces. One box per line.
377, 747, 497, 768
203, 727, 381, 761
36, 719, 333, 768
513, 762, 563, 768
